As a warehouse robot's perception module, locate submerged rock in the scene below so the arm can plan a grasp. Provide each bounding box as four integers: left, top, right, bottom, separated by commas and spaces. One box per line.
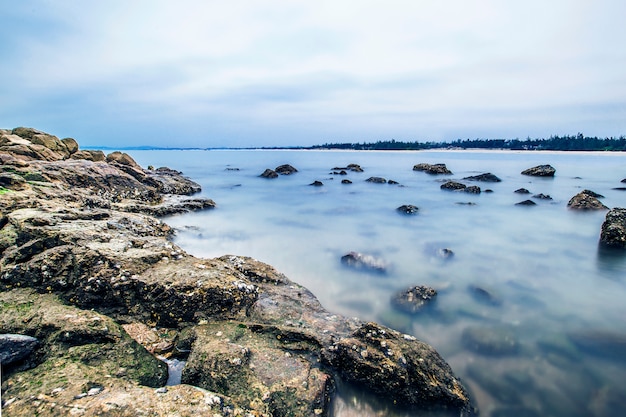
341, 251, 388, 273
391, 285, 437, 314
521, 164, 556, 177
532, 193, 552, 200
515, 188, 531, 194
599, 207, 626, 248
567, 190, 608, 210
309, 180, 324, 186
333, 163, 363, 172
516, 199, 537, 206
461, 326, 519, 356
463, 172, 501, 182
413, 163, 452, 175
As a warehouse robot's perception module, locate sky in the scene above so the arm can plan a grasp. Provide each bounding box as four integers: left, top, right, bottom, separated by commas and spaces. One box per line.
1, 1, 625, 148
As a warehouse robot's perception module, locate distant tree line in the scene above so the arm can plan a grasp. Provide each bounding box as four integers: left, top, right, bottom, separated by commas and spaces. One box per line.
306, 133, 626, 151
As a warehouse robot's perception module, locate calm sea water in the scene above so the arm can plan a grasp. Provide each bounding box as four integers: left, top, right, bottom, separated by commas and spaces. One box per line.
129, 149, 626, 417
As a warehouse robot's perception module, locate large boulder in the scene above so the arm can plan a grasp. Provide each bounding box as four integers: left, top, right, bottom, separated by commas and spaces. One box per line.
106, 151, 142, 170
567, 190, 608, 210
521, 164, 556, 177
599, 208, 626, 248
413, 163, 452, 175
61, 137, 79, 154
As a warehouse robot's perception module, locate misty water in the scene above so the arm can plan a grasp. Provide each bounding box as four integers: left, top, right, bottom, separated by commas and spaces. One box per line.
129, 149, 626, 417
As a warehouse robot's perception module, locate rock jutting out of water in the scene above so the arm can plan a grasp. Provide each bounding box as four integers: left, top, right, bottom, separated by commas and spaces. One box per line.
464, 185, 481, 194
567, 190, 608, 210
332, 163, 363, 172
463, 172, 502, 182
309, 180, 324, 186
396, 204, 419, 214
599, 207, 626, 248
532, 193, 553, 200
516, 199, 537, 206
391, 285, 438, 314
340, 251, 389, 273
366, 176, 387, 184
515, 188, 531, 194
260, 168, 279, 178
441, 180, 467, 191
0, 127, 475, 416
275, 164, 298, 175
521, 164, 556, 177
413, 163, 453, 175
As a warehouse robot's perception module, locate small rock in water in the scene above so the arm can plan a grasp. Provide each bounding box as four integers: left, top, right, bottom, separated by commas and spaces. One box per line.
340, 251, 388, 273
341, 179, 352, 184
515, 199, 536, 206
532, 193, 552, 200
275, 164, 298, 175
391, 285, 437, 314
567, 190, 608, 210
464, 185, 481, 194
309, 180, 324, 186
514, 188, 531, 194
463, 172, 501, 182
440, 181, 466, 191
396, 204, 419, 215
260, 168, 278, 178
521, 164, 556, 177
366, 176, 387, 184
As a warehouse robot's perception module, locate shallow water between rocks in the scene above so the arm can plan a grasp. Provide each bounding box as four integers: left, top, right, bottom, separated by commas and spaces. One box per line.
128, 149, 626, 417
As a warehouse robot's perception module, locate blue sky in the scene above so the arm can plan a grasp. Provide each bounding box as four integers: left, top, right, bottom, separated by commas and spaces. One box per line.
1, 1, 625, 148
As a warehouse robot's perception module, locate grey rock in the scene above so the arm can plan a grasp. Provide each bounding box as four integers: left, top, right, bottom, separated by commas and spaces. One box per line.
275, 164, 298, 175
600, 208, 626, 248
413, 163, 452, 175
260, 168, 278, 178
463, 172, 501, 182
0, 334, 39, 365
396, 204, 419, 215
366, 176, 387, 184
341, 179, 352, 184
516, 199, 537, 206
464, 185, 481, 194
521, 164, 556, 177
532, 193, 552, 200
515, 188, 531, 194
391, 286, 437, 313
440, 181, 466, 191
567, 190, 608, 210
309, 180, 323, 186
341, 251, 388, 273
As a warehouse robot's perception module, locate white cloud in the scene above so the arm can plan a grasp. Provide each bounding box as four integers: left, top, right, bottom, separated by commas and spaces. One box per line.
1, 0, 625, 145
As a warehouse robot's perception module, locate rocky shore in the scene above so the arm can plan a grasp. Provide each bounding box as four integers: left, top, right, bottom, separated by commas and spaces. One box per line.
1, 128, 476, 416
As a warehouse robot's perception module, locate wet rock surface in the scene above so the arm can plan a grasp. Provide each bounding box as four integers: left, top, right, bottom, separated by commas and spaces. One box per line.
567, 190, 608, 210
599, 207, 626, 248
391, 285, 437, 314
340, 251, 389, 273
396, 204, 419, 215
1, 128, 475, 416
441, 181, 467, 191
463, 172, 501, 182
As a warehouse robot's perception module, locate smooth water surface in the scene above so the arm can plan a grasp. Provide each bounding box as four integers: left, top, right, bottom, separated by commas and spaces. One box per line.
129, 149, 626, 417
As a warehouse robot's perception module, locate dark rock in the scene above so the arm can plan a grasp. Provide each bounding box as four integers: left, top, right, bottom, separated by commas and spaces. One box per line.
600, 207, 626, 248
260, 168, 278, 178
437, 248, 454, 259
396, 204, 418, 215
366, 177, 386, 184
484, 189, 493, 193
532, 193, 552, 200
0, 334, 39, 366
568, 330, 626, 360
388, 179, 399, 185
334, 164, 364, 173
469, 285, 502, 306
440, 181, 466, 191
516, 199, 536, 206
413, 163, 452, 175
324, 322, 475, 414
461, 326, 519, 356
341, 251, 388, 273
275, 164, 298, 175
613, 187, 626, 191
464, 185, 481, 194
514, 188, 531, 194
341, 179, 352, 184
521, 164, 556, 177
622, 178, 626, 183
309, 180, 324, 186
567, 190, 608, 210
391, 286, 437, 314
463, 172, 501, 182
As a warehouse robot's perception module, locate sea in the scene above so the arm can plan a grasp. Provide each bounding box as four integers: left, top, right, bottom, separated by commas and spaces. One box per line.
127, 149, 626, 417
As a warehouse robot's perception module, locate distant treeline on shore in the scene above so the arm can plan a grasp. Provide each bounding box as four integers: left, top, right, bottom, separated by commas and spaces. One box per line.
304, 133, 626, 151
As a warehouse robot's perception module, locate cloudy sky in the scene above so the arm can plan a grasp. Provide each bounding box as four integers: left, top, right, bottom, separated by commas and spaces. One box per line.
1, 1, 625, 148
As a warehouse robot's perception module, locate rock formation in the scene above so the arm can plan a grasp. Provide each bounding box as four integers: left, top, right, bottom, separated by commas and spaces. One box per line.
567, 190, 608, 210
397, 204, 419, 215
599, 208, 626, 248
463, 173, 501, 182
441, 181, 467, 191
0, 128, 475, 416
413, 163, 452, 175
391, 286, 438, 314
275, 164, 298, 175
521, 164, 556, 177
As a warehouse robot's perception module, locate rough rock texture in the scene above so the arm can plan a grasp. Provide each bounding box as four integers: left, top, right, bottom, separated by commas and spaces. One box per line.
366, 176, 387, 184
340, 252, 389, 273
332, 164, 363, 172
397, 204, 419, 215
260, 168, 278, 178
521, 164, 556, 177
441, 181, 467, 191
275, 164, 298, 175
413, 163, 452, 175
514, 188, 530, 194
599, 208, 626, 248
392, 286, 437, 314
515, 199, 537, 206
567, 190, 608, 210
464, 185, 481, 194
463, 173, 501, 182
1, 128, 475, 416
